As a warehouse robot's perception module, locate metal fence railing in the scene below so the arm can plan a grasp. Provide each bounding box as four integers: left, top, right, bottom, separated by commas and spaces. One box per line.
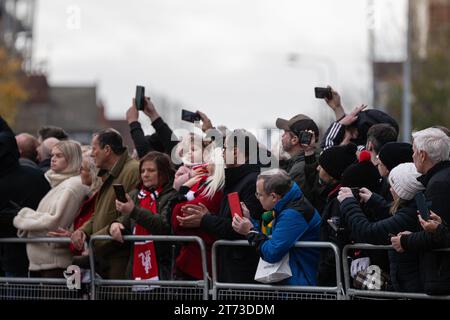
4, 237, 450, 300
0, 237, 87, 300
342, 243, 450, 300
211, 240, 344, 300
89, 235, 209, 300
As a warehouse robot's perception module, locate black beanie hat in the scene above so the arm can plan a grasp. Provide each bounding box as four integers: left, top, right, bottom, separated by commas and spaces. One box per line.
318, 143, 357, 180
378, 142, 413, 172
341, 150, 382, 193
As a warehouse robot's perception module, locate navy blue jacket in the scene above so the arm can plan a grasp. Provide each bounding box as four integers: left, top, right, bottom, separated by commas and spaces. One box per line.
340, 196, 422, 292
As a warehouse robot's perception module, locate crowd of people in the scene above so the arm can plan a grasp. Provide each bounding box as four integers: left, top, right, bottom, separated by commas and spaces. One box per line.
1, 86, 450, 295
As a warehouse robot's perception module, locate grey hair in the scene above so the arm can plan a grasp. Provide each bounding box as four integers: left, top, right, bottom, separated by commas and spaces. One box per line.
82, 147, 102, 193
412, 127, 450, 163
257, 168, 293, 196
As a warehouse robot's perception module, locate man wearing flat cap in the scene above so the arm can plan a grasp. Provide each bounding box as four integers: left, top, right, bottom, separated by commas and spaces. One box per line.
275, 114, 320, 203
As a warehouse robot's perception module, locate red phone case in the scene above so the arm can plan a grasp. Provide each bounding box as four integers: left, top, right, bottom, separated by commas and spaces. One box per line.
228, 192, 243, 218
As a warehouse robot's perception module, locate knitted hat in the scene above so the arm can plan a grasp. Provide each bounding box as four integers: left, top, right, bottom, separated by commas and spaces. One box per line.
318, 143, 357, 180
388, 162, 425, 200
378, 142, 413, 172
341, 150, 382, 193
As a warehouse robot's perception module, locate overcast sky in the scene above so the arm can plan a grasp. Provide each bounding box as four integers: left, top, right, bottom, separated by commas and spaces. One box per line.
33, 0, 406, 133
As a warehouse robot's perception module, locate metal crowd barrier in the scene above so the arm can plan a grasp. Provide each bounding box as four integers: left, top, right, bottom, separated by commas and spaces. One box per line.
211, 240, 344, 300
342, 243, 450, 300
89, 235, 209, 300
0, 237, 87, 300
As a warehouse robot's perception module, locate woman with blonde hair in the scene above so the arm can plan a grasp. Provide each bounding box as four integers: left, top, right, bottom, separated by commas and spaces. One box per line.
13, 140, 89, 277
171, 146, 225, 280
48, 147, 103, 256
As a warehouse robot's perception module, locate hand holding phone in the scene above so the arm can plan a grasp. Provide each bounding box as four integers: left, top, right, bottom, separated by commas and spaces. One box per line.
113, 184, 127, 203
181, 109, 201, 123
314, 87, 333, 100
135, 86, 145, 111
415, 192, 430, 221
228, 192, 243, 219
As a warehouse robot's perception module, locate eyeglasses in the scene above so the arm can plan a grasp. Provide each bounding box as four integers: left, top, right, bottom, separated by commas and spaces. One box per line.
255, 192, 266, 199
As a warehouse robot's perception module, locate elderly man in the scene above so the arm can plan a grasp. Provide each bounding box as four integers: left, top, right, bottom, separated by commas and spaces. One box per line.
232, 169, 321, 286
390, 127, 450, 295
15, 133, 40, 169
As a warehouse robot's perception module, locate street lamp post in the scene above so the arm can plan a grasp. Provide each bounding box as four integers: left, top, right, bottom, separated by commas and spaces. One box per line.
402, 0, 412, 143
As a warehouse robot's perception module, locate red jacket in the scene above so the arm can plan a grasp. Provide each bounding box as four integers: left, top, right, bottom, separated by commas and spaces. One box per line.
70, 193, 96, 255
171, 183, 223, 280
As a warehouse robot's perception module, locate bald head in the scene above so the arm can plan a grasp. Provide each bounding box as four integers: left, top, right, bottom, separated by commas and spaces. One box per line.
16, 133, 39, 162
37, 137, 60, 162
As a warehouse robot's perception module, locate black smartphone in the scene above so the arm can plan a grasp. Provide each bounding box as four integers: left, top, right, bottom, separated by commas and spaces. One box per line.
113, 184, 127, 203
299, 131, 313, 145
314, 87, 332, 100
181, 109, 201, 123
415, 192, 430, 221
135, 85, 145, 111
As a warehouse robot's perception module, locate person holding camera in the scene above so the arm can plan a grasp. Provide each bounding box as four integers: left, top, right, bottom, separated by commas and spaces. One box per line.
275, 114, 320, 205
126, 96, 179, 158
319, 86, 398, 151
338, 162, 425, 293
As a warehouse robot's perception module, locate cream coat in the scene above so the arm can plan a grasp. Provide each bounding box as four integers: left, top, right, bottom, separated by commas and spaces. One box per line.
13, 171, 89, 271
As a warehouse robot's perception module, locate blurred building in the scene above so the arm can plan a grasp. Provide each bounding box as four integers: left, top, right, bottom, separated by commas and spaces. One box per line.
0, 1, 137, 149
373, 0, 449, 107
14, 74, 134, 149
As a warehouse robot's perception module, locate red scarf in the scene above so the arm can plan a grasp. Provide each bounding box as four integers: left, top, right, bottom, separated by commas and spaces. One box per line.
132, 186, 162, 280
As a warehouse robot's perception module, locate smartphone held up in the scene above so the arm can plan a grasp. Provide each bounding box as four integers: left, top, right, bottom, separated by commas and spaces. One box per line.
181, 109, 201, 123
135, 85, 145, 111
314, 87, 332, 100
